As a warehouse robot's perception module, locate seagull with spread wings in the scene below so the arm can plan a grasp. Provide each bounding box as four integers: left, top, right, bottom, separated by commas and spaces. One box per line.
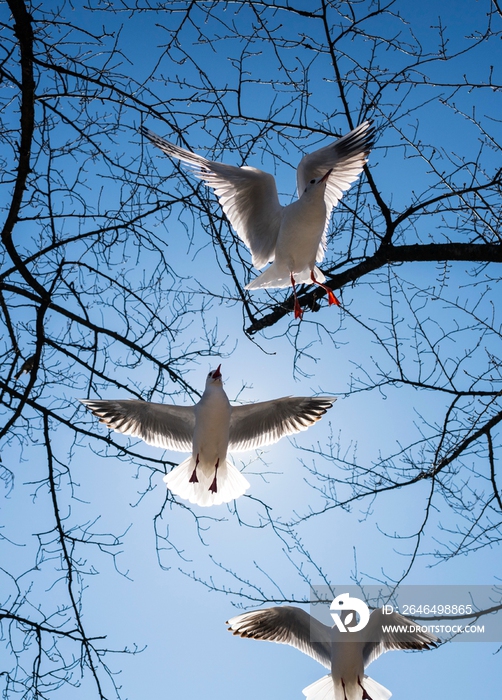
142, 122, 374, 318
81, 366, 335, 507
227, 604, 438, 700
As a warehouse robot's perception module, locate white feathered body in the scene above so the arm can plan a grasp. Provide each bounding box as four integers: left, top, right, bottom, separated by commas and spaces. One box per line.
164, 376, 249, 507
246, 181, 327, 289
303, 635, 391, 700
192, 379, 231, 471
331, 639, 365, 691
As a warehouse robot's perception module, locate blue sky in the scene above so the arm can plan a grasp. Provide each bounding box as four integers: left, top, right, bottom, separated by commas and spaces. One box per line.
1, 0, 501, 698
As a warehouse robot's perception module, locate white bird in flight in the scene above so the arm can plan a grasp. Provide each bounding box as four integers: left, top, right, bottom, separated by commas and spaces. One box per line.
141, 121, 375, 318
81, 366, 335, 507
227, 605, 437, 700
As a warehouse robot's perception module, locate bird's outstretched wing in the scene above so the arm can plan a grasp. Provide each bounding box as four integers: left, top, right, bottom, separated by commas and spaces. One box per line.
228, 396, 335, 452
296, 121, 375, 260
81, 399, 195, 452
142, 127, 283, 269
362, 608, 439, 668
227, 606, 332, 669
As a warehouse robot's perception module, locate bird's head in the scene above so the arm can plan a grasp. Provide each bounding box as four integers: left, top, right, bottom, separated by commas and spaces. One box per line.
207, 364, 223, 384
302, 168, 333, 197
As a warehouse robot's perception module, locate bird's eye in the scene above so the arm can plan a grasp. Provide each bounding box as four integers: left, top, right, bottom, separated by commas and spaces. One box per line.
310, 179, 315, 184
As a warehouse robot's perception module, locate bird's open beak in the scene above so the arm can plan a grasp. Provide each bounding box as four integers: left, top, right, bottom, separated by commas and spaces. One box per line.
320, 168, 333, 183
213, 364, 222, 379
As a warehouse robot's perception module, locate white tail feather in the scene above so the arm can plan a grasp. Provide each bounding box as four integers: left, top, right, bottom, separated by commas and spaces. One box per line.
302, 675, 391, 700
303, 675, 334, 700
246, 264, 325, 290
361, 676, 392, 700
309, 266, 326, 284
163, 456, 250, 507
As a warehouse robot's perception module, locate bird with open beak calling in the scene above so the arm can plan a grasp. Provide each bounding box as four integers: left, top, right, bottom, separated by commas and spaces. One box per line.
141, 121, 375, 318
81, 366, 335, 507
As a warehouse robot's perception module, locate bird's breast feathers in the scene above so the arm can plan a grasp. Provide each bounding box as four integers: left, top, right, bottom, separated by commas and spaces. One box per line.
192, 390, 231, 462
330, 640, 365, 678
276, 198, 326, 269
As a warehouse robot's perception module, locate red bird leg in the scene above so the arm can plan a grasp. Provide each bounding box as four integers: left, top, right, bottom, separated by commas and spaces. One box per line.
290, 273, 303, 319
189, 454, 200, 483
341, 679, 349, 700
310, 271, 340, 306
357, 677, 373, 700
209, 459, 219, 493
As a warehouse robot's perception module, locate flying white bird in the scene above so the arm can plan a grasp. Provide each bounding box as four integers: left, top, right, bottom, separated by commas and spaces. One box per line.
81, 366, 335, 507
227, 605, 438, 700
141, 121, 375, 318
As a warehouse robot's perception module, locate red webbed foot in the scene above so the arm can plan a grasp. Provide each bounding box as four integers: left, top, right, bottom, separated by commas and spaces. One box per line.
291, 273, 304, 319
209, 459, 219, 493
326, 287, 340, 306
189, 454, 200, 483
294, 299, 304, 319
310, 271, 340, 307
357, 676, 373, 700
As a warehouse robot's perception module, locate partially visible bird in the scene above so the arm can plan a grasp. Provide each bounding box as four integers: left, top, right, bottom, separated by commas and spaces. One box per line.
227, 605, 438, 700
14, 355, 35, 380
141, 121, 375, 318
81, 366, 335, 507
